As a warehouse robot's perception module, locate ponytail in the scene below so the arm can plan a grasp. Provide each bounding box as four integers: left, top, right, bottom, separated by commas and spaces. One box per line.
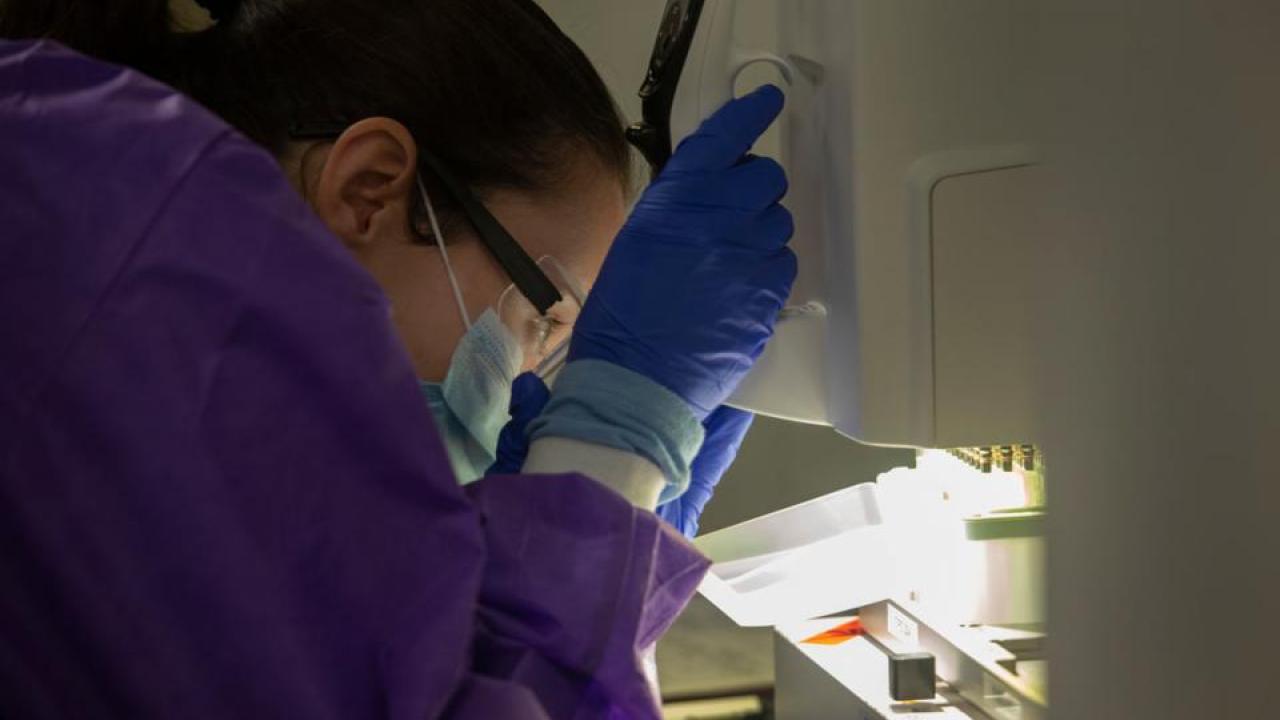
0, 0, 273, 147
0, 0, 182, 81
2, 0, 631, 197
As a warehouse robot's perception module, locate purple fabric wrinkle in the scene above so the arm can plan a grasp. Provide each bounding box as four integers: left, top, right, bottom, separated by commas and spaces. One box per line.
1, 39, 708, 720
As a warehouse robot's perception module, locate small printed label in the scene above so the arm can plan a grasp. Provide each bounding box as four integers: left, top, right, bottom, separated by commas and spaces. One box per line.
887, 603, 920, 648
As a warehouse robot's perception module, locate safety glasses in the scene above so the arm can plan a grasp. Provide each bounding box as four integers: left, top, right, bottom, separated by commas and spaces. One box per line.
493, 255, 586, 378
288, 121, 565, 316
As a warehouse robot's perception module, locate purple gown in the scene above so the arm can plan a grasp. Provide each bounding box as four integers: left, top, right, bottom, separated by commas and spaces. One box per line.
0, 40, 708, 719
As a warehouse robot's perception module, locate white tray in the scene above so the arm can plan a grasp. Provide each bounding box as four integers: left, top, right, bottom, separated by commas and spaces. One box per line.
694, 482, 898, 627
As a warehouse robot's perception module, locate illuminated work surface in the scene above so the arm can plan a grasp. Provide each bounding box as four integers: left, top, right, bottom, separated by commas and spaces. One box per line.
774, 617, 985, 719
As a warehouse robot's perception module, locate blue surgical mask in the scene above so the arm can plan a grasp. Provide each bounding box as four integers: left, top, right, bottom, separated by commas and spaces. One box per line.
415, 174, 525, 484
419, 308, 523, 484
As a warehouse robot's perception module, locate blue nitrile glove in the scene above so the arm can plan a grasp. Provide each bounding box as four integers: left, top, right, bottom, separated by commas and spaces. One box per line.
488, 373, 752, 536
656, 406, 755, 538
485, 372, 550, 476
567, 84, 797, 420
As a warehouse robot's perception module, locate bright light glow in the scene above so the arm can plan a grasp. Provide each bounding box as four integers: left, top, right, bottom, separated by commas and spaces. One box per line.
915, 450, 1029, 514
697, 448, 1041, 628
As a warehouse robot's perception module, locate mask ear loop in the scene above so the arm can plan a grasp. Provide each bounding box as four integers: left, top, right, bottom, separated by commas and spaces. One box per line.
417, 174, 472, 331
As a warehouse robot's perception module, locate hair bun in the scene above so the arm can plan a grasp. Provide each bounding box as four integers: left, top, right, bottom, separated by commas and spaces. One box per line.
195, 0, 241, 22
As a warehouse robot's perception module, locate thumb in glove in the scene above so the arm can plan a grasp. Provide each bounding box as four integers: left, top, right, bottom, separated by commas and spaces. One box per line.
485, 372, 551, 476
656, 405, 755, 537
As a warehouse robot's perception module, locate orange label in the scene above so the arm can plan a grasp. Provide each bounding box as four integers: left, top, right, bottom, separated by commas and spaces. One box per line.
801, 618, 865, 645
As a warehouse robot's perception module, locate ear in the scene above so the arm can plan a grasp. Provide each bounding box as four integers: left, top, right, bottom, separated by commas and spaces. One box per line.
311, 117, 418, 249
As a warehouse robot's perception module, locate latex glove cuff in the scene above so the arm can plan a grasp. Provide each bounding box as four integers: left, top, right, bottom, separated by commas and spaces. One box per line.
527, 359, 706, 503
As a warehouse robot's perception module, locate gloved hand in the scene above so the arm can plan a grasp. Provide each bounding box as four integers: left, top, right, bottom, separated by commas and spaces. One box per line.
655, 405, 754, 538
568, 84, 797, 419
489, 370, 753, 537
485, 372, 550, 476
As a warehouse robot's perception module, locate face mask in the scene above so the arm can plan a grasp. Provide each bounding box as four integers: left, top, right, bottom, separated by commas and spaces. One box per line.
419, 309, 523, 483
415, 175, 524, 484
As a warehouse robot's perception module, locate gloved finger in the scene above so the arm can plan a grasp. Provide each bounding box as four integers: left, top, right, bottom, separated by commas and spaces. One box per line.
666, 84, 785, 174
698, 405, 755, 463
744, 244, 798, 303
655, 499, 699, 538
508, 371, 550, 419
685, 155, 788, 211
486, 372, 551, 476
683, 406, 754, 513
658, 406, 755, 537
739, 155, 789, 205
487, 422, 527, 475
777, 245, 800, 288
739, 203, 795, 252
743, 247, 798, 329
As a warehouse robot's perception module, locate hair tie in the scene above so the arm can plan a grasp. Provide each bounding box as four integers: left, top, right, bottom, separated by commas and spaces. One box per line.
194, 0, 241, 22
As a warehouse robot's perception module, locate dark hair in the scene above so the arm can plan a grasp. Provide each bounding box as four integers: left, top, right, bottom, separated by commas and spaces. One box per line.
0, 0, 632, 198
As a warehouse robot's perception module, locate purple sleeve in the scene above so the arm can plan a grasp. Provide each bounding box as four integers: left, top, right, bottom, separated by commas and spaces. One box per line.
0, 40, 706, 720
462, 474, 708, 719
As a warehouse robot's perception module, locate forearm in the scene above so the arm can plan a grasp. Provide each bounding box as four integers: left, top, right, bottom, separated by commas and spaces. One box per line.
525, 360, 705, 507
523, 437, 665, 509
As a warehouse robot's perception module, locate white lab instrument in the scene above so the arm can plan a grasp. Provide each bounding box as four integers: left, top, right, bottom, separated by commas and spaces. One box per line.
618, 0, 1279, 718
656, 1, 1048, 717
722, 0, 1040, 450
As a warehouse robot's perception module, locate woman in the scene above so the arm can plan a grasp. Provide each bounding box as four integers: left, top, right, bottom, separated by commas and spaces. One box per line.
0, 0, 794, 717
9, 0, 757, 525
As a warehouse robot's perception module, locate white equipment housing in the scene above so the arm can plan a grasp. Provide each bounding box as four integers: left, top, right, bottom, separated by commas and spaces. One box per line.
676, 0, 1041, 448
661, 2, 1280, 719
